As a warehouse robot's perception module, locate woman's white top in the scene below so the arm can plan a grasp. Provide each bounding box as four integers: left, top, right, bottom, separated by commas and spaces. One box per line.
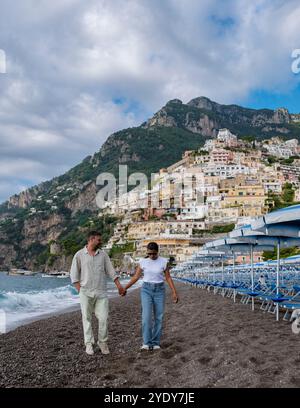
139, 256, 168, 283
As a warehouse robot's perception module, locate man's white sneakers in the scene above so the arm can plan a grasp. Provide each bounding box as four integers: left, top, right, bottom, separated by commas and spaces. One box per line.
86, 343, 110, 355
98, 342, 110, 355
140, 344, 150, 351
153, 345, 161, 350
86, 343, 94, 355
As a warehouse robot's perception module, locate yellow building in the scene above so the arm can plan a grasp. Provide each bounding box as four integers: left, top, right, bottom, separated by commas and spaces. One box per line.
127, 221, 166, 240
207, 206, 240, 224
127, 220, 206, 241
222, 189, 267, 217
218, 175, 268, 217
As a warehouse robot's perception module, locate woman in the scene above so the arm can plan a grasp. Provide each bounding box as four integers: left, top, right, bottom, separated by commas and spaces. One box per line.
124, 242, 179, 351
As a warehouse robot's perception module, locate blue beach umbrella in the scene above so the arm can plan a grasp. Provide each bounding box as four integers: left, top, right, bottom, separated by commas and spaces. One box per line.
251, 205, 300, 320
251, 204, 300, 237
204, 237, 276, 310
282, 255, 300, 264
230, 224, 300, 320
194, 250, 230, 284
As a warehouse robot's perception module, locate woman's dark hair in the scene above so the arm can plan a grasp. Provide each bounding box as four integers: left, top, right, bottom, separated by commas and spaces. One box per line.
147, 242, 159, 252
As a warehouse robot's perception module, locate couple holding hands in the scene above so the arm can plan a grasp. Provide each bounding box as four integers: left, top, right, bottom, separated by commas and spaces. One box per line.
70, 231, 179, 355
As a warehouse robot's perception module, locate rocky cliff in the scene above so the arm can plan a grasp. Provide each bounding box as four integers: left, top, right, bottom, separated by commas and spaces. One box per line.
144, 97, 296, 138
1, 96, 300, 271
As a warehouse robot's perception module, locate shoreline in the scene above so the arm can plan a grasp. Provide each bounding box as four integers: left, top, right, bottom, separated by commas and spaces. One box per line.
0, 277, 133, 334
0, 283, 300, 388
2, 304, 81, 334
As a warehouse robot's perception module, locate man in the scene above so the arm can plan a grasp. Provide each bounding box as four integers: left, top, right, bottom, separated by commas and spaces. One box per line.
70, 230, 126, 355
258, 274, 266, 287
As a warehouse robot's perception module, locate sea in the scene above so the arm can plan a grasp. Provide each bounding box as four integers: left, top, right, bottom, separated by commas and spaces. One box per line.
0, 272, 130, 333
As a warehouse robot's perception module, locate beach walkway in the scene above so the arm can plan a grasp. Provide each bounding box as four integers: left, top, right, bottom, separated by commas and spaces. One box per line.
0, 283, 299, 388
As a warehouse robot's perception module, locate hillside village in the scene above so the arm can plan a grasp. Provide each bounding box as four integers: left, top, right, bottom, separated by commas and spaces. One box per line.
101, 129, 300, 268
2, 95, 300, 272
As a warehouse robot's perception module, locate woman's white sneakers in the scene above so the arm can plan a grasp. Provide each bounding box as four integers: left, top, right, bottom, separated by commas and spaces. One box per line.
140, 344, 161, 351
87, 343, 159, 354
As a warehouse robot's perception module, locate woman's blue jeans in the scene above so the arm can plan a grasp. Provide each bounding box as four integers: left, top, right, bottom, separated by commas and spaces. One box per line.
141, 282, 166, 346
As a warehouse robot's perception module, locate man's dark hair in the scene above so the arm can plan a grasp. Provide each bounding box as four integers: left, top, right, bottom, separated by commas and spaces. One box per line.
147, 242, 159, 252
87, 230, 102, 240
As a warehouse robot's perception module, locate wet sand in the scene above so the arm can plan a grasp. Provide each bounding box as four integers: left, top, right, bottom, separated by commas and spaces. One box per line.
0, 283, 299, 388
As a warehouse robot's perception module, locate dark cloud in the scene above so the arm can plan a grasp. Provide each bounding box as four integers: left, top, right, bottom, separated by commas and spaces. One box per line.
0, 0, 299, 202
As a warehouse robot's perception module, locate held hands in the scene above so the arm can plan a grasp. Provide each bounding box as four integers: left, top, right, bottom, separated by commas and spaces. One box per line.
118, 285, 127, 297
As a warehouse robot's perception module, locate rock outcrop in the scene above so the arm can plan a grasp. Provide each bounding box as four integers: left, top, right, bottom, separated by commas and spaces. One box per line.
143, 96, 293, 138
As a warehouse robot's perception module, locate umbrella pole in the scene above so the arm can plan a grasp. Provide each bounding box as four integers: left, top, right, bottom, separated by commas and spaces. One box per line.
222, 256, 225, 297
233, 253, 236, 303
213, 261, 216, 294
276, 240, 280, 322
207, 263, 209, 290
208, 260, 212, 292
250, 244, 254, 311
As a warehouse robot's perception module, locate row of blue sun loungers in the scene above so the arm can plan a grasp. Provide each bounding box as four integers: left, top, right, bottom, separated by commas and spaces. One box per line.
176, 267, 300, 322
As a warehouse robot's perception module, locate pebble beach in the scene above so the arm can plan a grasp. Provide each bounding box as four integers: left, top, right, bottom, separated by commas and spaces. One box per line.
0, 282, 299, 388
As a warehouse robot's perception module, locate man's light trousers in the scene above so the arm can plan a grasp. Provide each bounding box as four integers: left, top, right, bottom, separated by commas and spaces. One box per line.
79, 290, 109, 345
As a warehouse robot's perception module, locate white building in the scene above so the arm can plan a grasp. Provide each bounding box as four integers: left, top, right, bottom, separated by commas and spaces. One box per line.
262, 181, 282, 194
203, 164, 255, 178
265, 145, 294, 158
217, 128, 238, 147
177, 203, 208, 220
263, 139, 299, 158
202, 139, 214, 151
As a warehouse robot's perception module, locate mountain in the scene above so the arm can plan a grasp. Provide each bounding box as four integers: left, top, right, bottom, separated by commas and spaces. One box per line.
144, 97, 300, 138
1, 96, 300, 271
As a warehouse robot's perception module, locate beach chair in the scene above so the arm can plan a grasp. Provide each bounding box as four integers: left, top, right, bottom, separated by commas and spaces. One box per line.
257, 283, 277, 311
239, 281, 261, 305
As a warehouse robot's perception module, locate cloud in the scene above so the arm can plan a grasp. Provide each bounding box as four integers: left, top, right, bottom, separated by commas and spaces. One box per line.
0, 0, 300, 203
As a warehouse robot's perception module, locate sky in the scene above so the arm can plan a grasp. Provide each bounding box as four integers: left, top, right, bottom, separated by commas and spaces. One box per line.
0, 0, 300, 203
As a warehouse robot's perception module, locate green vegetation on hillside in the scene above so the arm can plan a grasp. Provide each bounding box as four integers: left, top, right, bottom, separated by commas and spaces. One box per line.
267, 182, 299, 211
109, 241, 135, 258
211, 224, 235, 234
58, 212, 118, 256
164, 99, 299, 141
192, 223, 235, 235
263, 247, 300, 261
90, 126, 206, 185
